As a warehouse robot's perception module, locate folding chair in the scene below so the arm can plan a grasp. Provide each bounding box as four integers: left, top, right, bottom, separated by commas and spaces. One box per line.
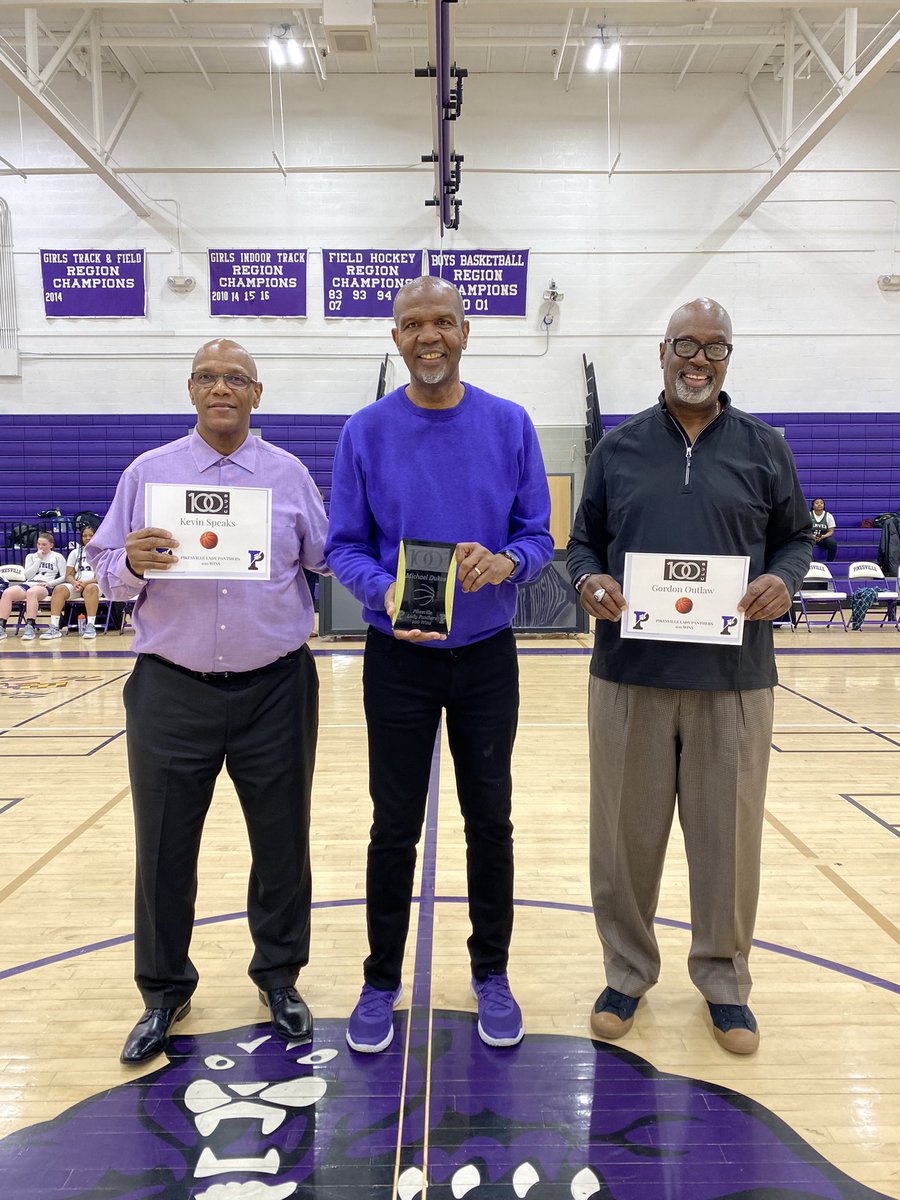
795, 562, 848, 631
847, 561, 898, 628
1, 566, 54, 636
119, 600, 136, 635
63, 594, 115, 636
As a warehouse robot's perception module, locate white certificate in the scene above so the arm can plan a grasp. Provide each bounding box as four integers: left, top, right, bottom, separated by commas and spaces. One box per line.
620, 552, 750, 645
144, 483, 272, 580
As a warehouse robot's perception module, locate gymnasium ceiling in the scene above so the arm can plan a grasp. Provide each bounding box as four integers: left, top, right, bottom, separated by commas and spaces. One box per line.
0, 1, 898, 83
0, 3, 897, 223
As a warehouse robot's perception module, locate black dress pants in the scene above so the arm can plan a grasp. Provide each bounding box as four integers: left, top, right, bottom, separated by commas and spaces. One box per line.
123, 648, 318, 1008
361, 627, 519, 991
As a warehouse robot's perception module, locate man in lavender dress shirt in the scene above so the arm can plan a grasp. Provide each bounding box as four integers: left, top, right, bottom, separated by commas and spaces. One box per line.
88, 339, 328, 1065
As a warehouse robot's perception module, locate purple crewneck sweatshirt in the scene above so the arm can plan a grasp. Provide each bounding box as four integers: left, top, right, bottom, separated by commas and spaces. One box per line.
325, 383, 553, 648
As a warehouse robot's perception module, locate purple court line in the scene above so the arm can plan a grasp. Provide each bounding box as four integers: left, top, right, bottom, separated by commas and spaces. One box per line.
0, 649, 135, 662
841, 794, 900, 839
0, 730, 126, 758
0, 797, 22, 815
775, 644, 898, 656
87, 730, 126, 756
0, 900, 366, 982
13, 643, 898, 661
3, 895, 897, 997
409, 726, 443, 1015
0, 673, 130, 731
464, 898, 900, 996
777, 682, 900, 750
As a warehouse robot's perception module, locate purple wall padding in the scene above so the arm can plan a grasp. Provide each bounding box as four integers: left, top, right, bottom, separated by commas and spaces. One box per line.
0, 410, 897, 569
0, 413, 346, 522
598, 410, 899, 568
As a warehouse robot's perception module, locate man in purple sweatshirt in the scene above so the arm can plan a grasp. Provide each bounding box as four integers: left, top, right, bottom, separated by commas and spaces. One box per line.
89, 338, 328, 1064
326, 276, 553, 1053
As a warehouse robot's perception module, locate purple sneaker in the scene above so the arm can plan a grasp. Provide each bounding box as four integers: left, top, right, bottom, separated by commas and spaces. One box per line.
346, 983, 403, 1053
471, 973, 524, 1047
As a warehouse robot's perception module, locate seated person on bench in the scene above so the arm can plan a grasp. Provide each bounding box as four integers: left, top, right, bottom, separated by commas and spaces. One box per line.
0, 531, 67, 641
810, 498, 837, 563
41, 525, 102, 641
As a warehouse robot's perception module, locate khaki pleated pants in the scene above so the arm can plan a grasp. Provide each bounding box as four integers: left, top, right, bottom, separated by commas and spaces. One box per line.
588, 675, 774, 1005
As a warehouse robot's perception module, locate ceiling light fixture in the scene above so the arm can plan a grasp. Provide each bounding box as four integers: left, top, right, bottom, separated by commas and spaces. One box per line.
269, 24, 304, 69
268, 35, 286, 66
587, 27, 620, 72
586, 39, 604, 71
602, 42, 620, 70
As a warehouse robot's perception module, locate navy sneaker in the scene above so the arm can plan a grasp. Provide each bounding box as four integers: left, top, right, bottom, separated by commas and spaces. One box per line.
346, 983, 403, 1053
590, 987, 640, 1040
707, 1002, 759, 1055
471, 973, 524, 1047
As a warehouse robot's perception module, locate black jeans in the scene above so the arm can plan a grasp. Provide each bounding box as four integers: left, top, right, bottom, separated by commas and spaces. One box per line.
361, 627, 519, 990
124, 648, 318, 1007
816, 536, 838, 562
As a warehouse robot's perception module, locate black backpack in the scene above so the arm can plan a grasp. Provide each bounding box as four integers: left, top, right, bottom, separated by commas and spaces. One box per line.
73, 510, 104, 532
9, 522, 39, 548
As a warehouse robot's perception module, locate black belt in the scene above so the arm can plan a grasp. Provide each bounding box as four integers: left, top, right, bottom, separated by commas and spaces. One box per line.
145, 648, 301, 683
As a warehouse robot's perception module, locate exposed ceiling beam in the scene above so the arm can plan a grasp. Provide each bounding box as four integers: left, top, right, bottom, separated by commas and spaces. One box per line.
744, 34, 781, 82
844, 6, 858, 78
103, 79, 142, 159
106, 41, 146, 86
747, 81, 780, 156
793, 9, 845, 90
0, 41, 152, 216
739, 27, 900, 216
89, 10, 104, 144
97, 33, 797, 49
37, 10, 92, 87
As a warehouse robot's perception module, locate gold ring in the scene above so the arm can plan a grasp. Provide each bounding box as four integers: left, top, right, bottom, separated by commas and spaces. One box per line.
474, 566, 482, 576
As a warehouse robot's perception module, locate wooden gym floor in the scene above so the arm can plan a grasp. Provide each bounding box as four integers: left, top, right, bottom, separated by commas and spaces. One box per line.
0, 623, 898, 1198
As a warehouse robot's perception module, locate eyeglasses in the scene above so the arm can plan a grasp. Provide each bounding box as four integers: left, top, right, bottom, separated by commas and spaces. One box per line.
663, 337, 733, 362
190, 372, 258, 390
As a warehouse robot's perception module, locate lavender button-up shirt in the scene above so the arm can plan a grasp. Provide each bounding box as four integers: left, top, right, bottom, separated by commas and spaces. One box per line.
87, 429, 328, 673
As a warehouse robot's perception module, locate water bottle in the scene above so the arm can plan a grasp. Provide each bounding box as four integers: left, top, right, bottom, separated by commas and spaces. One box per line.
78, 614, 86, 637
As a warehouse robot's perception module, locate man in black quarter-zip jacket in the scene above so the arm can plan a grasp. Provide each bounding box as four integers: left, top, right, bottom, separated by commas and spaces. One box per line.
567, 298, 812, 1056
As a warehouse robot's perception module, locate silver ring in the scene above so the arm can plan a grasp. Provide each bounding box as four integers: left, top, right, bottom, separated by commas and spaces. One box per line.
592, 587, 606, 604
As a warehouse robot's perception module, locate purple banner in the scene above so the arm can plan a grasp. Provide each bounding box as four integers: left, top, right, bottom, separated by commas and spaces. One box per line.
323, 250, 424, 318
427, 250, 529, 317
208, 250, 306, 317
41, 249, 145, 318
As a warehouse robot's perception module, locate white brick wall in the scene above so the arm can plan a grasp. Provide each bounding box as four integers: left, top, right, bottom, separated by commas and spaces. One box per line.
1, 71, 898, 420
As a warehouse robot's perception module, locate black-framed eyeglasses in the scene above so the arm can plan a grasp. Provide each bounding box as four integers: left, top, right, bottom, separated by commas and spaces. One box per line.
663, 337, 733, 362
190, 372, 258, 390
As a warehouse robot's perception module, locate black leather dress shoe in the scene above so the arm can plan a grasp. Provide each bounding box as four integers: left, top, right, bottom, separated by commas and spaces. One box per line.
120, 1000, 191, 1065
258, 986, 313, 1043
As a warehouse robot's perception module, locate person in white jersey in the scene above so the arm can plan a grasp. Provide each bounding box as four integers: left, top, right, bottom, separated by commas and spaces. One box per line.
40, 524, 103, 641
0, 531, 67, 640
